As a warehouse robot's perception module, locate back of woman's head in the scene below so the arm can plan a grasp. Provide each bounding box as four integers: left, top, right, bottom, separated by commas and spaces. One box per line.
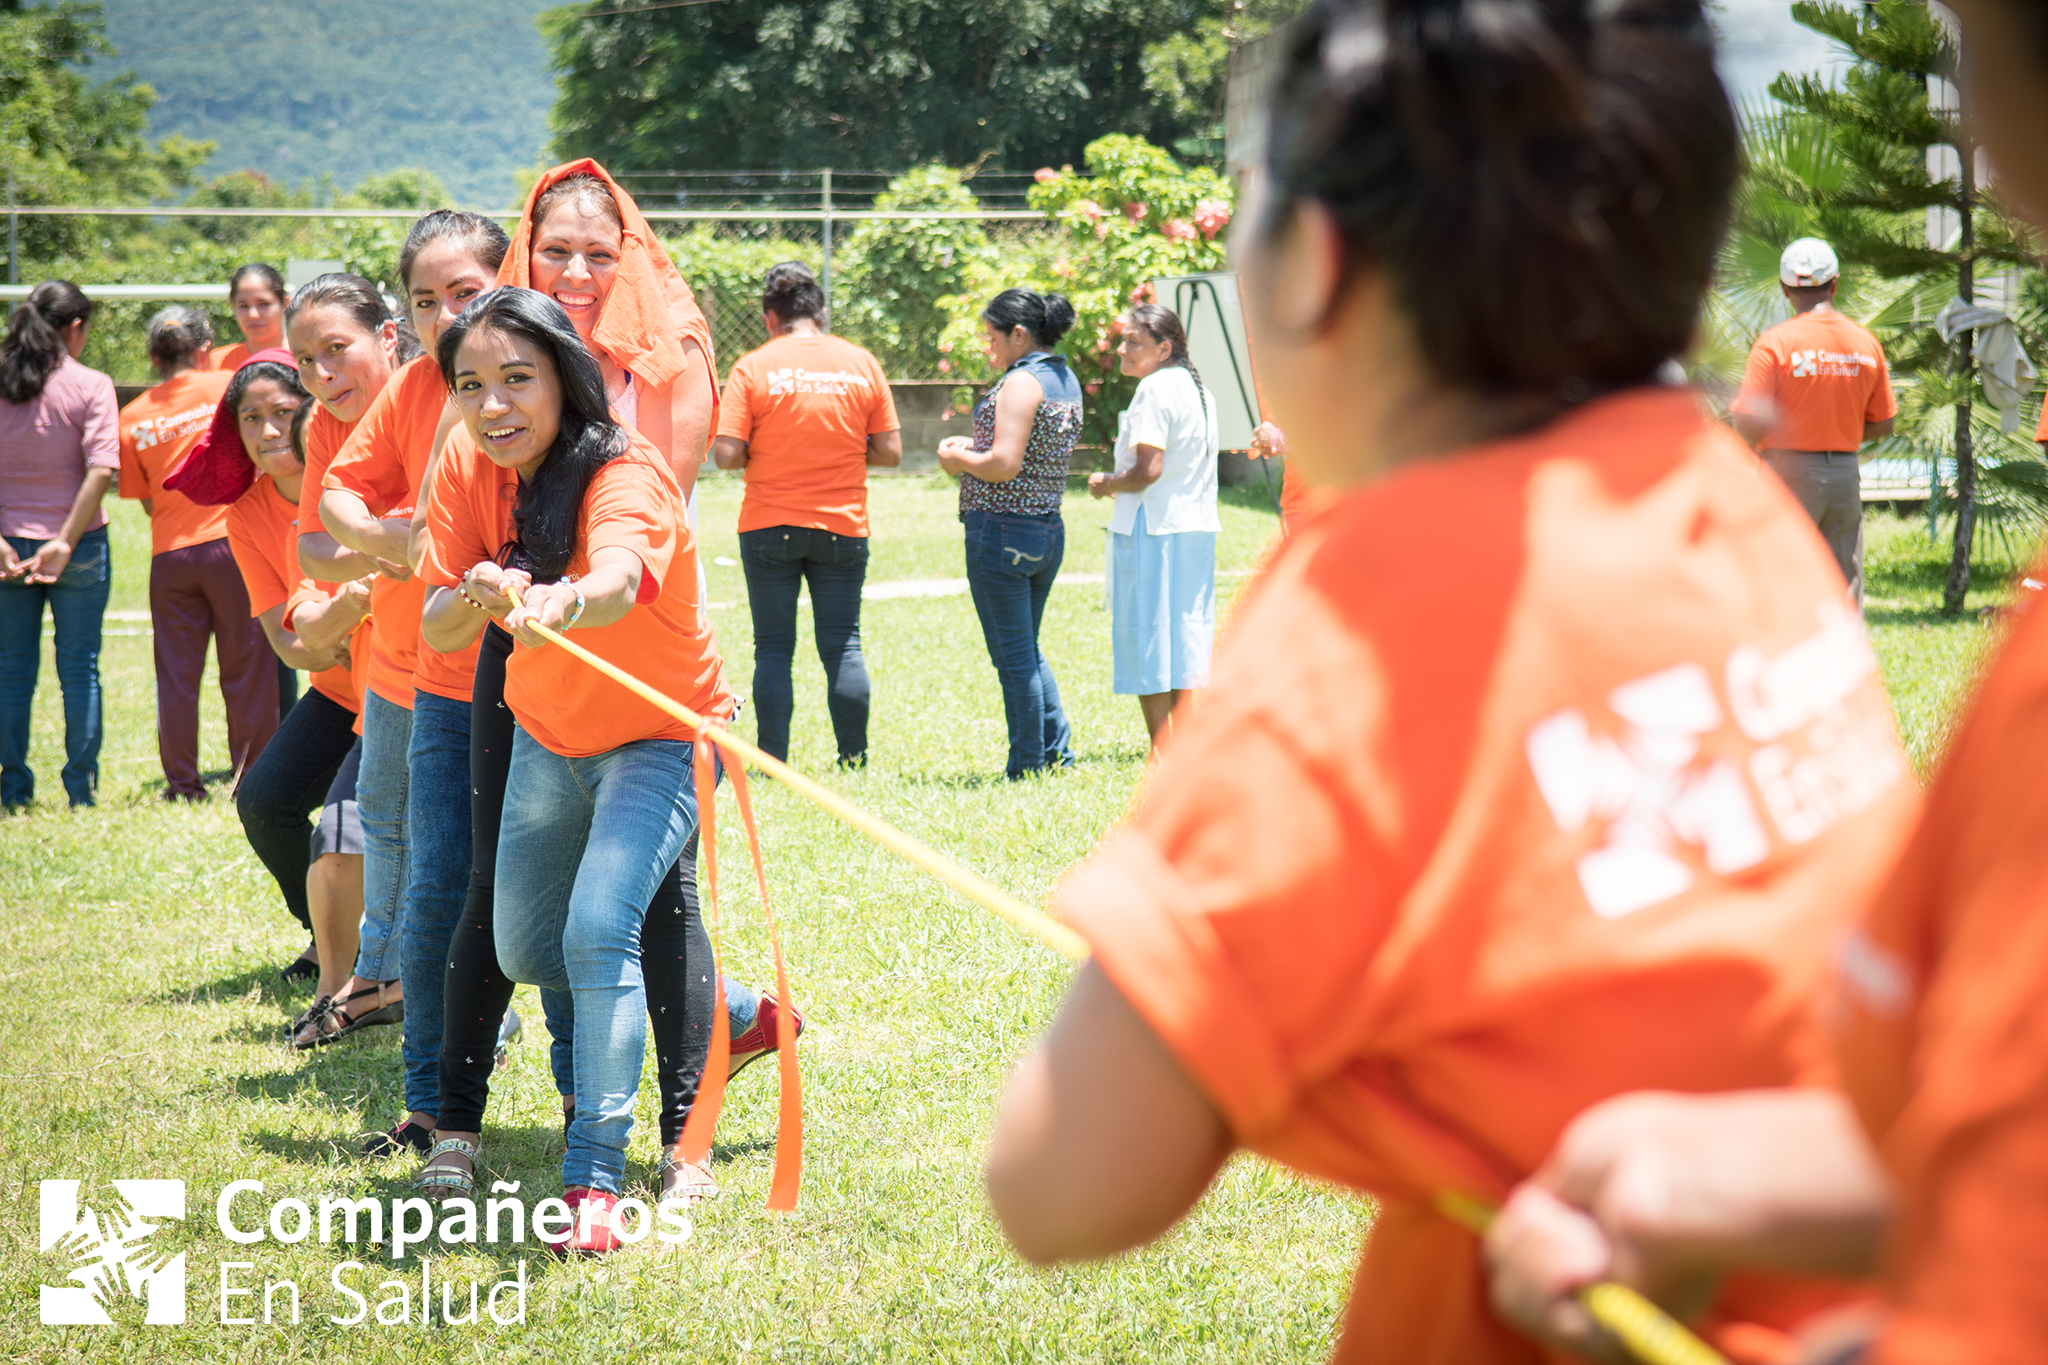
223, 359, 308, 420
762, 261, 826, 326
146, 306, 214, 375
1263, 0, 1735, 398
984, 288, 1076, 348
284, 272, 392, 340
398, 210, 512, 293
437, 287, 625, 580
0, 280, 92, 404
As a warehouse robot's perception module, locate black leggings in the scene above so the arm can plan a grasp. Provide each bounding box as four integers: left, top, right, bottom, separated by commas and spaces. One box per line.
235, 688, 357, 930
437, 624, 716, 1146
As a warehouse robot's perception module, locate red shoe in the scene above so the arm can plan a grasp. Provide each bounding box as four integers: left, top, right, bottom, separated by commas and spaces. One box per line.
551, 1186, 622, 1257
728, 992, 804, 1080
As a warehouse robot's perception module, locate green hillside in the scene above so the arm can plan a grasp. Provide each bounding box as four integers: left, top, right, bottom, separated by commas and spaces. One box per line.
99, 0, 559, 207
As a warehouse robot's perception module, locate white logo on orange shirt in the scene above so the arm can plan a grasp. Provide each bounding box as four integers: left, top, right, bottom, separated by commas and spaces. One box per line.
1526, 604, 1902, 919
766, 366, 871, 399
1789, 348, 1874, 380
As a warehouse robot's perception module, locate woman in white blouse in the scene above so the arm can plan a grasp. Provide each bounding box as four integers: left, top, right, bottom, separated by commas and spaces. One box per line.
1087, 304, 1220, 750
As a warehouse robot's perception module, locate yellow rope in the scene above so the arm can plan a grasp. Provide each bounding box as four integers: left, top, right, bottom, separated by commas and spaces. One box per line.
499, 596, 1091, 962
1433, 1193, 1730, 1365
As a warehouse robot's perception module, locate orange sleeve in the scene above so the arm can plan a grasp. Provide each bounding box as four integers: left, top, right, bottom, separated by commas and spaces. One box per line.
1866, 344, 1898, 424
1056, 699, 1399, 1141
421, 439, 490, 590
325, 380, 415, 515
225, 504, 289, 618
716, 356, 755, 443
581, 456, 677, 605
1732, 337, 1780, 420
867, 352, 900, 434
116, 420, 147, 500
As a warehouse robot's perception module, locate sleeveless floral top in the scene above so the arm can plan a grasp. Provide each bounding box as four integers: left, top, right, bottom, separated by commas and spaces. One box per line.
958, 351, 1084, 519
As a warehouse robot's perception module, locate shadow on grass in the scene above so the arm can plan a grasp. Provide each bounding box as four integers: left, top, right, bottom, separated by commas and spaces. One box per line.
150, 963, 294, 1008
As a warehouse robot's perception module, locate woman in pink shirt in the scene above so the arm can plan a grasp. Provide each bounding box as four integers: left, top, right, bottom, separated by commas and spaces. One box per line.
0, 281, 118, 810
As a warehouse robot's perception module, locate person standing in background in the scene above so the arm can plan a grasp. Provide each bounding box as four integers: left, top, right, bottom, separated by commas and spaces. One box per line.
937, 288, 1084, 780
713, 261, 901, 767
211, 263, 288, 372
118, 306, 277, 800
1732, 238, 1896, 603
0, 281, 119, 810
1088, 304, 1219, 751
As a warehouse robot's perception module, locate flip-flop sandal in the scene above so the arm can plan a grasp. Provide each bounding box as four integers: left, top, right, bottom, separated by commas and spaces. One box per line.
287, 996, 336, 1047
301, 980, 404, 1048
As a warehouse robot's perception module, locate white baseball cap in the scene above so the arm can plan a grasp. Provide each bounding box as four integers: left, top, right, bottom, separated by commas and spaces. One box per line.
1779, 237, 1840, 288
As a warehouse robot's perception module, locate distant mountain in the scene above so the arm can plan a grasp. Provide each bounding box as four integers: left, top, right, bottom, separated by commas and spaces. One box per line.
99, 0, 561, 207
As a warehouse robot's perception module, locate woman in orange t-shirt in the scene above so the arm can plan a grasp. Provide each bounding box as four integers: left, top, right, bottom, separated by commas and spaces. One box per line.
984, 3, 1920, 1362
117, 306, 278, 799
280, 275, 413, 1066
1476, 4, 2048, 1362
209, 262, 287, 372
711, 261, 902, 765
165, 350, 371, 1028
418, 288, 733, 1254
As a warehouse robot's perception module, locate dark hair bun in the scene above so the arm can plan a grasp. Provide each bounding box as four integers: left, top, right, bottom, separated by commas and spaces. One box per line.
982, 287, 1075, 348
1040, 293, 1076, 345
762, 260, 827, 324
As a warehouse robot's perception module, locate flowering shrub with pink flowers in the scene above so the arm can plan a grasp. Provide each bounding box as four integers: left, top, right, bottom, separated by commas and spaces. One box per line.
936, 134, 1233, 449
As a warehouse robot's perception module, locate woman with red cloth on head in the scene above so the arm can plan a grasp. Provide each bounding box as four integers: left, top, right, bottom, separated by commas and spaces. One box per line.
1480, 4, 2048, 1363
164, 349, 371, 1020
983, 2, 1921, 1362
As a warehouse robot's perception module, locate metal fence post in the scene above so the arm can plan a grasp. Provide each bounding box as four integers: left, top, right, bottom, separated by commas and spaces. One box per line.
7, 169, 17, 287
820, 167, 833, 311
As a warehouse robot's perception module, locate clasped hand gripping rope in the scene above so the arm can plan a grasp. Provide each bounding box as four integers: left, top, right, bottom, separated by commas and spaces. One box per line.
503, 591, 1725, 1365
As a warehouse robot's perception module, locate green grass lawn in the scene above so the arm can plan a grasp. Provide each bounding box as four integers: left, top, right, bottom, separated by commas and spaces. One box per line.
0, 483, 2023, 1362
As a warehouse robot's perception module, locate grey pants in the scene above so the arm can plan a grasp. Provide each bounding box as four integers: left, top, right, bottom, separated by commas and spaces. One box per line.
1763, 450, 1863, 604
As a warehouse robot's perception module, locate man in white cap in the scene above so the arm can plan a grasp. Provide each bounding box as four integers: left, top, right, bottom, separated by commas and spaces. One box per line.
1732, 238, 1897, 603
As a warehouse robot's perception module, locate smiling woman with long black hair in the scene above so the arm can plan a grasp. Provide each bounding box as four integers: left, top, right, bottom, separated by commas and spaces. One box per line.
419, 287, 734, 1254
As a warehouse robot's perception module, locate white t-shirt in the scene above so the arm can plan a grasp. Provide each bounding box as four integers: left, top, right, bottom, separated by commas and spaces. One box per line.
1111, 365, 1221, 536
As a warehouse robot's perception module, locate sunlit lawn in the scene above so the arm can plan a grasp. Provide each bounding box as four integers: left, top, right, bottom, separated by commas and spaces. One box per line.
0, 478, 2020, 1361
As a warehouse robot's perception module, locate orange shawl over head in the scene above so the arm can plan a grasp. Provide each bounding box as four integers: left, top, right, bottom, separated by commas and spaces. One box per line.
501, 159, 715, 391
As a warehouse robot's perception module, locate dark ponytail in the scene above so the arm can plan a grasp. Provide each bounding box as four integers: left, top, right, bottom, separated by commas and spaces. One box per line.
1262, 0, 1734, 400
983, 288, 1076, 348
436, 287, 626, 582
0, 280, 92, 404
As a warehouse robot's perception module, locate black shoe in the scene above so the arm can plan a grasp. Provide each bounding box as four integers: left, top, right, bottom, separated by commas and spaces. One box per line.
362, 1118, 433, 1159
280, 953, 319, 988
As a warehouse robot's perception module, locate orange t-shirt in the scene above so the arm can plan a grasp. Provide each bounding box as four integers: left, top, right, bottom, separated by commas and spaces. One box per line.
225, 474, 357, 711
718, 335, 898, 538
117, 369, 234, 556
292, 404, 377, 728
1055, 389, 1921, 1364
325, 355, 477, 705
1833, 580, 2048, 1364
209, 342, 251, 372
1734, 309, 1897, 453
423, 427, 731, 758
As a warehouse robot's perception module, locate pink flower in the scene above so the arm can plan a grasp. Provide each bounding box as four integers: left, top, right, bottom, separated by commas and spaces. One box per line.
1193, 198, 1232, 238
941, 408, 955, 421
1034, 167, 1059, 184
1124, 201, 1148, 221
938, 339, 953, 354
1094, 222, 1110, 239
1052, 256, 1075, 279
1126, 285, 1153, 307
1084, 383, 1100, 395
1162, 218, 1196, 243
937, 358, 952, 374
1071, 198, 1106, 220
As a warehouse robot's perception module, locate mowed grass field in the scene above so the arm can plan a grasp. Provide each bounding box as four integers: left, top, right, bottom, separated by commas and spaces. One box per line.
0, 473, 2025, 1363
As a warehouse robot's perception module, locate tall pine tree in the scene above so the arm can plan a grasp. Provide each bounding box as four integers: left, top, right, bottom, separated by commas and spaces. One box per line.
1770, 0, 2038, 613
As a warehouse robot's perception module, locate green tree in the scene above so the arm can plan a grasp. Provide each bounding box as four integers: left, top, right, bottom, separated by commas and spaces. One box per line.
834, 166, 996, 377
1140, 0, 1303, 160
1765, 1, 2041, 613
543, 0, 1225, 176
0, 0, 210, 267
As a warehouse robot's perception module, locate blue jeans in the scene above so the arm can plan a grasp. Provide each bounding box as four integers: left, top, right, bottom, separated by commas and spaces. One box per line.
403, 690, 472, 1116
962, 510, 1074, 777
738, 525, 871, 762
0, 527, 110, 807
495, 727, 699, 1194
354, 691, 412, 983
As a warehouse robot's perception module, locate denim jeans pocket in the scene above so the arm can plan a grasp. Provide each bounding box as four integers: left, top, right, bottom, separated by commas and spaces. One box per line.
743, 527, 811, 567
58, 534, 109, 589
815, 532, 870, 568
982, 516, 1055, 579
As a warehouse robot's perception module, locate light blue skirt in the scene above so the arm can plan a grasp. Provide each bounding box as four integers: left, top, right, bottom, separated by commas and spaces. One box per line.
1109, 506, 1216, 695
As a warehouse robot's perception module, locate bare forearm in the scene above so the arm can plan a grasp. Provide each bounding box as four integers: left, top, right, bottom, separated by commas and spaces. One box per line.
421, 586, 489, 654
298, 532, 374, 584
57, 469, 115, 548
293, 593, 368, 652
319, 489, 410, 563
